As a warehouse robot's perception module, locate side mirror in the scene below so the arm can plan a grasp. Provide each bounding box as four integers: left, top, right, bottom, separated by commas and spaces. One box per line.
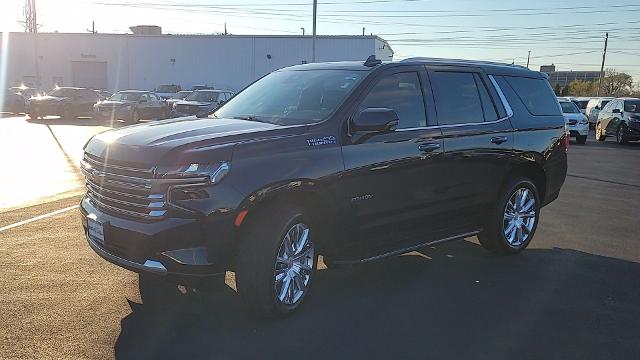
352, 108, 399, 133
218, 99, 225, 105
612, 109, 621, 114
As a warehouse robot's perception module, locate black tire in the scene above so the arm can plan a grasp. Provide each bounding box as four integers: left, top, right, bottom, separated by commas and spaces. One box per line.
616, 123, 628, 145
235, 204, 317, 318
131, 110, 140, 123
478, 177, 540, 254
62, 106, 73, 120
595, 122, 606, 141
576, 135, 587, 145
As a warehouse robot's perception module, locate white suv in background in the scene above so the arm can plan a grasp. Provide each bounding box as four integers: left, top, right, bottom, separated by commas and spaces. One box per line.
586, 97, 614, 127
559, 98, 589, 144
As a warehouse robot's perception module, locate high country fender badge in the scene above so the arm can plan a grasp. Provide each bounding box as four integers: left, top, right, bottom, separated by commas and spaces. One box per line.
306, 135, 336, 147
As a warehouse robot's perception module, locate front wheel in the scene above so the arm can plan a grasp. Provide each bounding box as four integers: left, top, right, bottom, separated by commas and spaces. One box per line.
616, 123, 628, 145
236, 204, 317, 317
478, 178, 540, 254
595, 123, 606, 141
576, 135, 587, 145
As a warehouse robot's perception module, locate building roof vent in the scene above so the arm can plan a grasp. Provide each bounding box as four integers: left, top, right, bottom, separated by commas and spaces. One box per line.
129, 25, 162, 35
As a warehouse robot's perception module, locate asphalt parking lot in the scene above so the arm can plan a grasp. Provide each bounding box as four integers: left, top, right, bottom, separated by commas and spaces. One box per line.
1, 115, 639, 359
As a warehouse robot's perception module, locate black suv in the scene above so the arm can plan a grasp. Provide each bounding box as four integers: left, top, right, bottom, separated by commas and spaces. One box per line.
27, 87, 100, 119
80, 57, 567, 317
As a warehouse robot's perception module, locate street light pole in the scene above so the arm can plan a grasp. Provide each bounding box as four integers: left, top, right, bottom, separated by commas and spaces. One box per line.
526, 50, 531, 69
312, 0, 317, 62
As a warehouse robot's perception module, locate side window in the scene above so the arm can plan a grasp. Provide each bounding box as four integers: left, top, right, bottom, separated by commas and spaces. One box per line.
152, 94, 161, 101
359, 72, 426, 129
602, 100, 614, 112
430, 71, 484, 125
504, 76, 561, 116
473, 74, 499, 121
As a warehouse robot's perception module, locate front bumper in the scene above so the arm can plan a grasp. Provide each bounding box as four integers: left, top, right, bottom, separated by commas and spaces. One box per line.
567, 123, 589, 137
93, 107, 132, 120
27, 101, 62, 115
80, 195, 230, 281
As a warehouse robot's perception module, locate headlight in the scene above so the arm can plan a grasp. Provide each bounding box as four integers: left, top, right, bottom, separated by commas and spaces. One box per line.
156, 162, 230, 185
579, 117, 588, 125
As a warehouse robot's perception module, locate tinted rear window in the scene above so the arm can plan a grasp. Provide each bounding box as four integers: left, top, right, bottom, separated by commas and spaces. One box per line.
505, 76, 561, 116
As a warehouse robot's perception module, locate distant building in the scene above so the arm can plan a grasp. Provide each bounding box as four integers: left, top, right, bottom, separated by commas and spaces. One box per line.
1, 31, 393, 92
540, 64, 600, 88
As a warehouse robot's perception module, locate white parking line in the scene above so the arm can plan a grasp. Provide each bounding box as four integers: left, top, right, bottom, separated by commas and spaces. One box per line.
0, 205, 79, 232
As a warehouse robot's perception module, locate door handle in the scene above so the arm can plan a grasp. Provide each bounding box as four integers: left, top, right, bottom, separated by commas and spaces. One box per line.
490, 136, 508, 145
418, 142, 441, 152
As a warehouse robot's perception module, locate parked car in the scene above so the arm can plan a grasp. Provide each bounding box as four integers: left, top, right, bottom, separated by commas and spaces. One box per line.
559, 99, 588, 144
586, 97, 613, 126
94, 90, 112, 101
93, 90, 168, 122
165, 90, 193, 112
172, 89, 233, 117
191, 84, 213, 91
80, 57, 567, 317
1, 89, 26, 114
154, 84, 181, 100
27, 87, 99, 119
571, 97, 591, 116
595, 97, 640, 144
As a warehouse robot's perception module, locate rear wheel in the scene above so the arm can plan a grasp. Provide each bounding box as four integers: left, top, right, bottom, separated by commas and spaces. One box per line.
131, 110, 140, 123
236, 204, 317, 317
595, 123, 606, 141
478, 177, 540, 254
576, 135, 587, 145
616, 123, 628, 145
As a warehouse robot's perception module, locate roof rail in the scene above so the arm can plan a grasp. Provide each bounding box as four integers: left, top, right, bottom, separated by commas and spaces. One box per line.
400, 57, 529, 69
364, 55, 382, 67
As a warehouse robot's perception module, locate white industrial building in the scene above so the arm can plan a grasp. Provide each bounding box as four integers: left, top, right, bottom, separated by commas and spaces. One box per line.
1, 31, 393, 92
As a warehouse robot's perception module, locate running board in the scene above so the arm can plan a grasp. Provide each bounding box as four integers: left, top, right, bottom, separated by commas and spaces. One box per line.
332, 230, 481, 265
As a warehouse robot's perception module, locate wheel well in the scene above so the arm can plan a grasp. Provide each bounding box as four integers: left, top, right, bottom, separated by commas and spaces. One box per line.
234, 189, 336, 254
505, 162, 547, 202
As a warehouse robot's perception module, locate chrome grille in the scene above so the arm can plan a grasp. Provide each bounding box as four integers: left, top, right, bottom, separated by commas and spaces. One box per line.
81, 154, 167, 220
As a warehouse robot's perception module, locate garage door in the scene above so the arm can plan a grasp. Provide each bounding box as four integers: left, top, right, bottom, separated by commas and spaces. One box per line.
72, 61, 107, 89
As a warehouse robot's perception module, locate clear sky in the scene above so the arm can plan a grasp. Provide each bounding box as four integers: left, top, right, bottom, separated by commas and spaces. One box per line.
2, 0, 639, 79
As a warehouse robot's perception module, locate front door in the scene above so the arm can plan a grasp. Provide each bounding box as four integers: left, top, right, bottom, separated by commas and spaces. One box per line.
339, 67, 446, 255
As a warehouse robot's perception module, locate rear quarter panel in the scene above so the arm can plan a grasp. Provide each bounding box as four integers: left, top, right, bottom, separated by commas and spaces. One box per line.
494, 75, 567, 204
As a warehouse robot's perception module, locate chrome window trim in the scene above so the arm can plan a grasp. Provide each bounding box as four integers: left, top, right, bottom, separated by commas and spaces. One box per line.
489, 74, 514, 118
395, 74, 514, 132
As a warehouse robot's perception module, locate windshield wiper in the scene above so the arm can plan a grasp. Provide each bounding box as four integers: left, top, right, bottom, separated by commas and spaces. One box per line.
232, 115, 265, 122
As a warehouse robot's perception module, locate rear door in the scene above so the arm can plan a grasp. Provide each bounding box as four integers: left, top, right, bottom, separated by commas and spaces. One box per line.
427, 67, 514, 231
339, 66, 447, 252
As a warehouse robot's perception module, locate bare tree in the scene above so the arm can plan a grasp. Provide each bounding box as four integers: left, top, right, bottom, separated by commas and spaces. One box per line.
601, 69, 633, 97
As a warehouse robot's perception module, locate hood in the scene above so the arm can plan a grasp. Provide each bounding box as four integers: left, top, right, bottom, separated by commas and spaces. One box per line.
84, 117, 300, 165
30, 95, 65, 102
563, 113, 585, 121
98, 100, 136, 107
175, 100, 212, 106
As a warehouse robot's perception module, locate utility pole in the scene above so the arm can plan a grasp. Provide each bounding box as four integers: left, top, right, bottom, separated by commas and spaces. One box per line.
301, 27, 305, 36
87, 21, 96, 34
312, 0, 317, 62
526, 50, 531, 69
362, 27, 365, 36
224, 22, 228, 35
597, 32, 609, 97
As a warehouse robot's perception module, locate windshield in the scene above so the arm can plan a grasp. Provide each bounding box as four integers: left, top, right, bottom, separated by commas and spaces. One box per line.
156, 85, 179, 93
624, 100, 640, 113
48, 88, 75, 98
172, 91, 192, 99
213, 69, 366, 125
186, 91, 220, 102
573, 100, 589, 109
108, 92, 143, 101
560, 101, 580, 114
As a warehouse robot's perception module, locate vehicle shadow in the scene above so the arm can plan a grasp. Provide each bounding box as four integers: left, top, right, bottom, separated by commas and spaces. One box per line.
114, 240, 640, 360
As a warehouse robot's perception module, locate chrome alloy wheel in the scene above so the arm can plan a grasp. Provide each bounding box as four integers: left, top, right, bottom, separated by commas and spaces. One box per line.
503, 188, 536, 247
274, 222, 314, 306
